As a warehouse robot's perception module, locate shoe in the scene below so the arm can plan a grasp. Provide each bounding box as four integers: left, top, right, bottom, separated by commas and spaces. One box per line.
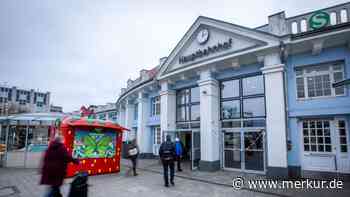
165, 184, 169, 187
170, 181, 175, 186
133, 173, 138, 176
178, 169, 183, 172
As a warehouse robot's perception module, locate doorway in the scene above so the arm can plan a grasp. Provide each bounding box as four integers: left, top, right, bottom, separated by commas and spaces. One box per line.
163, 130, 200, 170
300, 119, 350, 173
223, 128, 265, 173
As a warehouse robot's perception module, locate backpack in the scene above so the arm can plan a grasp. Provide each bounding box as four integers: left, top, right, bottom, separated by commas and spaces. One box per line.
161, 142, 174, 160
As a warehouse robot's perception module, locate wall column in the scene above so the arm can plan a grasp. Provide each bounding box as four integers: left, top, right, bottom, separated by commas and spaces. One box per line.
261, 52, 288, 177
137, 92, 151, 156
117, 103, 127, 141
125, 99, 135, 142
160, 81, 176, 139
198, 69, 220, 171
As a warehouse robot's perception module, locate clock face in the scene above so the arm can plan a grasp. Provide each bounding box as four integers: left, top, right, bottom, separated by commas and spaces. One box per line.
196, 29, 209, 45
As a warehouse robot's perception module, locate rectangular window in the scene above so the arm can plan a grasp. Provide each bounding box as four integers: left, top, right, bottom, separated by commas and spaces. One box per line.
190, 104, 200, 121
176, 106, 188, 122
243, 97, 265, 118
154, 127, 162, 145
99, 114, 106, 120
302, 120, 332, 152
134, 104, 138, 120
109, 111, 117, 121
338, 120, 348, 153
296, 61, 345, 99
220, 74, 265, 120
176, 87, 200, 122
221, 100, 240, 119
242, 75, 264, 96
151, 96, 161, 116
221, 80, 239, 98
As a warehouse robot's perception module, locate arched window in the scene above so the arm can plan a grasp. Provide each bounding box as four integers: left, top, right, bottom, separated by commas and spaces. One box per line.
291, 21, 298, 34
300, 19, 307, 32
330, 12, 337, 25
340, 9, 348, 23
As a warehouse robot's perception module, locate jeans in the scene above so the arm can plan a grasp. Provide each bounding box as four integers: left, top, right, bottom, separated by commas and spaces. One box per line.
130, 157, 137, 175
162, 159, 175, 185
176, 156, 182, 170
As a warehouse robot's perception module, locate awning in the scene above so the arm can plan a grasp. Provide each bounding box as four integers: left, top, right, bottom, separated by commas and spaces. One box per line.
0, 112, 65, 126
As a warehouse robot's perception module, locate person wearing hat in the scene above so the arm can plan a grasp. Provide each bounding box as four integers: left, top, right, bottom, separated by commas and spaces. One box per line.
174, 137, 184, 172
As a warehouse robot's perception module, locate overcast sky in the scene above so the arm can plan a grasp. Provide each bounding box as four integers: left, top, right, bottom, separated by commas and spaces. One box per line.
0, 0, 348, 112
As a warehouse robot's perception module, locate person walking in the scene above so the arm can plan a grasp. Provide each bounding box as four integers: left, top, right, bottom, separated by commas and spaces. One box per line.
175, 137, 183, 172
159, 135, 176, 187
127, 140, 139, 176
40, 135, 79, 197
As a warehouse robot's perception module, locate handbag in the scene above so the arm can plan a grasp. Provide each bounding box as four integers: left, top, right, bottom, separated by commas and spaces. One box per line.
128, 147, 138, 156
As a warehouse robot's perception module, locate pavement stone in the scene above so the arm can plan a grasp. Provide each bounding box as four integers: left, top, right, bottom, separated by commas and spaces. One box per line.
0, 166, 272, 197
121, 158, 350, 197
0, 159, 349, 197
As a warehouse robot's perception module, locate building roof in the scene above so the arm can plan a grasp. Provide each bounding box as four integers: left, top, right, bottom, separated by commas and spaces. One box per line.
0, 112, 65, 125
61, 116, 129, 131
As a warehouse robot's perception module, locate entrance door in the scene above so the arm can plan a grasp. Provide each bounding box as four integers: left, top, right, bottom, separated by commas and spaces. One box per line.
152, 127, 162, 155
335, 119, 350, 173
223, 128, 265, 172
191, 130, 200, 170
301, 119, 350, 173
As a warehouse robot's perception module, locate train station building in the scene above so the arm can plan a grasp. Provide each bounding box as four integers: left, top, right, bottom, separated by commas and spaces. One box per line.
116, 3, 350, 178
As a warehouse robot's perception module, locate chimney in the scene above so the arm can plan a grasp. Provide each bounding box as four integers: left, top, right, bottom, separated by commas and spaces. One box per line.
140, 69, 148, 80
268, 11, 288, 36
127, 79, 133, 87
121, 88, 126, 94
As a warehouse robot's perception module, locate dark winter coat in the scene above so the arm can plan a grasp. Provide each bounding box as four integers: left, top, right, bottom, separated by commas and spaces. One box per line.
40, 140, 77, 186
159, 141, 176, 161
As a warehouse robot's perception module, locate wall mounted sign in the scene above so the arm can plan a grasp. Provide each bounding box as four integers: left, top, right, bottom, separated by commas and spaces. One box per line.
179, 38, 233, 64
309, 11, 330, 30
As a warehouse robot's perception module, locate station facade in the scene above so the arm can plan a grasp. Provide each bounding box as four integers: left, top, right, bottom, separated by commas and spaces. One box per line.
116, 3, 350, 177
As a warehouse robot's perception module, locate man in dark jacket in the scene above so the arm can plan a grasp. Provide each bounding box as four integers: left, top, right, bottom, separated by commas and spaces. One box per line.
159, 135, 176, 187
41, 135, 79, 197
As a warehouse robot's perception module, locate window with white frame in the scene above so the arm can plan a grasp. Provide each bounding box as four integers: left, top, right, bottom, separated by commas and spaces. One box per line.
151, 96, 160, 116
296, 61, 345, 99
153, 127, 162, 145
302, 120, 332, 152
337, 120, 348, 153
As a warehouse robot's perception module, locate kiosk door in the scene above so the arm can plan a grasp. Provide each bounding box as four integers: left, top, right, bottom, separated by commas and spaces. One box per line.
192, 130, 200, 170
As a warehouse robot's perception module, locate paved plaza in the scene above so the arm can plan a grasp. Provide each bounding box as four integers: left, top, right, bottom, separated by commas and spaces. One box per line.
0, 159, 349, 197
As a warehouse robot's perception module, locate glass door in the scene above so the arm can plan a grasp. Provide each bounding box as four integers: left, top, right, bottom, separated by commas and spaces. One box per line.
223, 131, 242, 169
223, 128, 265, 172
191, 130, 200, 170
243, 129, 265, 171
334, 119, 349, 173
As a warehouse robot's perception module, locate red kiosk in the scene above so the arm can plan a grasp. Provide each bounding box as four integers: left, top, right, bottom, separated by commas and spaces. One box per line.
58, 116, 128, 177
